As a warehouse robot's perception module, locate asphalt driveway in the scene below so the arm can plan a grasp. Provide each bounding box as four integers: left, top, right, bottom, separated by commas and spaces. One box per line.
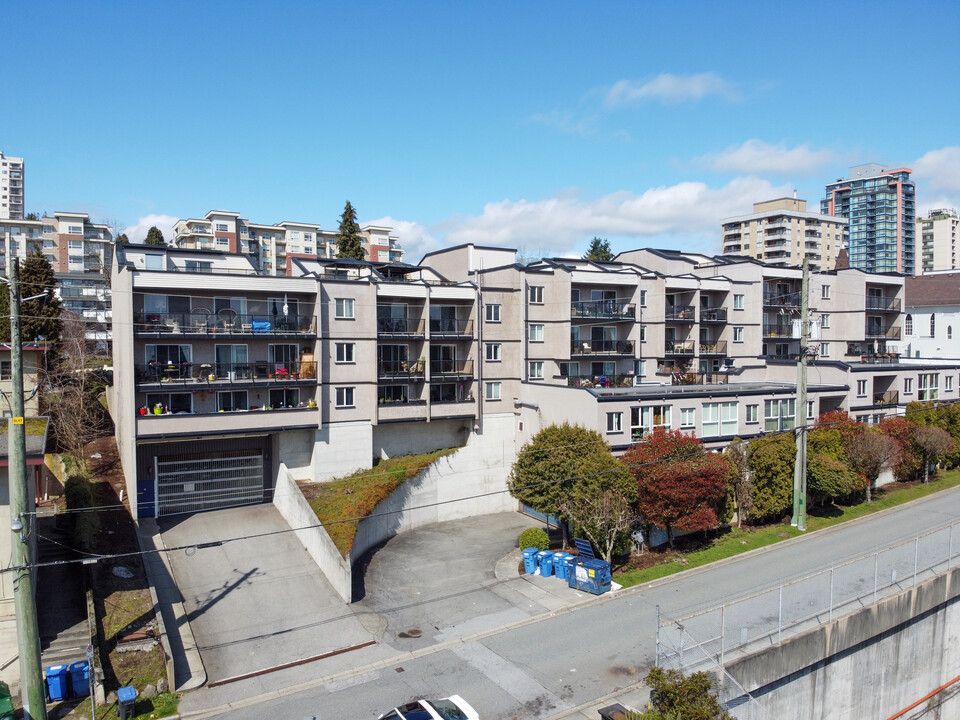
159, 504, 374, 683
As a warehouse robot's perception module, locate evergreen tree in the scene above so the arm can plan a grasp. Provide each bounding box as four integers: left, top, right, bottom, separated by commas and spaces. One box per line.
144, 226, 166, 246
336, 201, 365, 260
115, 233, 129, 244
583, 237, 614, 261
0, 250, 63, 343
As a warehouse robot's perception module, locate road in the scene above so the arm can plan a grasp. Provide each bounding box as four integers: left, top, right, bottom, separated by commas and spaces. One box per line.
180, 485, 960, 720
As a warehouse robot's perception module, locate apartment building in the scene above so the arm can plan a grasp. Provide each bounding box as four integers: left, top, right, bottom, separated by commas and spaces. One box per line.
918, 208, 960, 274
0, 151, 24, 220
822, 164, 916, 275
172, 210, 404, 276
109, 240, 959, 522
721, 197, 847, 272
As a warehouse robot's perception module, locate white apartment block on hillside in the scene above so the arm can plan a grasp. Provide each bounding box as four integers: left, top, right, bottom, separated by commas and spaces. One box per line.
918, 209, 960, 275
172, 210, 404, 276
107, 240, 960, 524
0, 151, 24, 220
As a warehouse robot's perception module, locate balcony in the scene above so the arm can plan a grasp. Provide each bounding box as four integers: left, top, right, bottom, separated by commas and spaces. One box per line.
134, 310, 316, 337
564, 374, 636, 388
763, 293, 800, 308
430, 359, 474, 378
570, 340, 635, 356
429, 318, 474, 338
873, 391, 899, 406
135, 360, 318, 386
866, 297, 902, 312
377, 317, 426, 337
665, 305, 695, 322
377, 399, 428, 422
699, 340, 727, 355
137, 406, 318, 438
571, 300, 636, 321
378, 359, 425, 380
655, 368, 728, 385
700, 307, 727, 323
865, 324, 901, 339
763, 323, 794, 337
664, 340, 696, 356
431, 400, 477, 420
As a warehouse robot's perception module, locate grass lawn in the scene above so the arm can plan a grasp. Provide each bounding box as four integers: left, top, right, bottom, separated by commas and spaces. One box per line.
616, 469, 960, 588
300, 448, 456, 557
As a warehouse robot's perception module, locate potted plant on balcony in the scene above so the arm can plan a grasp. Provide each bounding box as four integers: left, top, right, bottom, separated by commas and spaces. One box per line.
275, 367, 290, 380
139, 406, 148, 416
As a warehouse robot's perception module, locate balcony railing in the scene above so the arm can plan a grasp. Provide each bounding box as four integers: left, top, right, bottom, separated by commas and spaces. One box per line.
664, 340, 696, 355
571, 301, 636, 320
699, 340, 727, 355
570, 340, 635, 356
429, 318, 474, 337
866, 297, 902, 312
763, 323, 794, 337
865, 324, 902, 339
763, 293, 800, 308
700, 308, 727, 323
430, 359, 474, 377
564, 374, 636, 388
665, 305, 695, 322
654, 369, 728, 385
377, 359, 426, 379
134, 310, 316, 335
377, 317, 426, 336
873, 391, 900, 406
135, 360, 318, 384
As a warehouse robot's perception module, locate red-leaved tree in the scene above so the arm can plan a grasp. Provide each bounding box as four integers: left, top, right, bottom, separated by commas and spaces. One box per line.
621, 428, 730, 547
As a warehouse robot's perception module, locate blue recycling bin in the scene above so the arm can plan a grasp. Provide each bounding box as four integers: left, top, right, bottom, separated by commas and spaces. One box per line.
69, 660, 90, 698
537, 550, 554, 577
45, 664, 69, 702
567, 557, 612, 595
118, 686, 138, 720
564, 555, 577, 584
522, 547, 539, 574
553, 553, 571, 581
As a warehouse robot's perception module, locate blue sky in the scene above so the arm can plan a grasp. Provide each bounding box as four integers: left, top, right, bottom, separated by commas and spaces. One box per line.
6, 1, 960, 262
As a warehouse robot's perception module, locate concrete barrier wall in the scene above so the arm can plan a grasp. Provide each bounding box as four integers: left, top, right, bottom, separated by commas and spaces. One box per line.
273, 464, 352, 603
727, 566, 960, 720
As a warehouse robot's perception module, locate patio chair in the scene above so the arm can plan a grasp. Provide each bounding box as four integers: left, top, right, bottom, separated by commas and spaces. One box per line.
192, 307, 211, 333
217, 307, 238, 332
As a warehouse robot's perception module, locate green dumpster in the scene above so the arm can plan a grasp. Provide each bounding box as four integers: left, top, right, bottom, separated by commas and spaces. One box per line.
0, 680, 14, 720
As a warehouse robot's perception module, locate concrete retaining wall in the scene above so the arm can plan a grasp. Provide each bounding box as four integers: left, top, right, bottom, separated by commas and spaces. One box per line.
273, 464, 352, 603
312, 422, 375, 482
727, 565, 960, 720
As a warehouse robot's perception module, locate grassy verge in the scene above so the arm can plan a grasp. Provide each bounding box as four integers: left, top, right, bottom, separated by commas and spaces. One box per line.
301, 449, 457, 557
616, 469, 960, 588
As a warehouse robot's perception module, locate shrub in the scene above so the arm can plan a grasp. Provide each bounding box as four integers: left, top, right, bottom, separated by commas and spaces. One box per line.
518, 527, 549, 551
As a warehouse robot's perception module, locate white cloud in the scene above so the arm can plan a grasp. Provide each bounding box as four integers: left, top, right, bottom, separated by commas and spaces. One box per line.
123, 214, 178, 243
913, 146, 960, 195
439, 177, 792, 257
698, 140, 837, 175
528, 109, 600, 137
364, 215, 442, 265
605, 73, 736, 106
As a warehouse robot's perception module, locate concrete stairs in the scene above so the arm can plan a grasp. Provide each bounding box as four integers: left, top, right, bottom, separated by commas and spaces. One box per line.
36, 516, 91, 670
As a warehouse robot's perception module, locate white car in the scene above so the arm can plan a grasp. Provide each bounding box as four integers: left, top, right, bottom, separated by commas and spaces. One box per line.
378, 695, 479, 720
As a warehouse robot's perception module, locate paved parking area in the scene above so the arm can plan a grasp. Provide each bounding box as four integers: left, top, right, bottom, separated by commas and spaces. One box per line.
160, 504, 374, 683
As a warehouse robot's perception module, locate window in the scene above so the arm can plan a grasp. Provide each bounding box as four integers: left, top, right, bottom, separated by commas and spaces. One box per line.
681, 408, 695, 427
430, 383, 459, 403
379, 385, 408, 404
702, 402, 738, 438
216, 223, 228, 232
807, 401, 815, 420
145, 392, 192, 414
335, 343, 355, 363
820, 343, 830, 358
485, 381, 501, 400
919, 373, 939, 401
631, 405, 671, 440
335, 298, 355, 319
947, 375, 954, 392
68, 240, 83, 251
378, 344, 409, 373
485, 304, 501, 322
335, 387, 355, 407
528, 361, 544, 379
639, 325, 647, 342
905, 314, 913, 335
529, 324, 544, 342
857, 379, 867, 397
218, 390, 248, 412
145, 254, 163, 271
485, 343, 501, 362
606, 412, 623, 433
639, 290, 647, 307
528, 286, 543, 304
216, 237, 229, 247
733, 294, 744, 310
559, 361, 580, 377
185, 260, 213, 273
856, 414, 870, 424
764, 399, 796, 431
733, 327, 744, 342
746, 404, 758, 424
821, 285, 831, 299
930, 314, 936, 337
950, 326, 954, 340
0, 361, 10, 380
67, 225, 83, 235
903, 377, 913, 395
821, 314, 830, 329
270, 387, 300, 408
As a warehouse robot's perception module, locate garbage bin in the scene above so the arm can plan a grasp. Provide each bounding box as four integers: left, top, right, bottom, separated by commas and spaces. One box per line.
552, 553, 570, 581
0, 680, 14, 720
69, 660, 90, 698
568, 558, 612, 595
118, 686, 137, 720
598, 702, 632, 720
522, 547, 539, 574
564, 554, 578, 585
537, 550, 554, 577
45, 664, 69, 702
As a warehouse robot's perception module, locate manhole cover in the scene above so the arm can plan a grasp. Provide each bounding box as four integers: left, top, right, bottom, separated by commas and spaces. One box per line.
398, 628, 422, 639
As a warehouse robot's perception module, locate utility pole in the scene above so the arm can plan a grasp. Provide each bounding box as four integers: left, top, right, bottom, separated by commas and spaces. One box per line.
8, 258, 47, 720
791, 257, 809, 531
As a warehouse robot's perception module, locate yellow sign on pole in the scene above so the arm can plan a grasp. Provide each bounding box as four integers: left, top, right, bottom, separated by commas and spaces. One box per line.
11, 417, 23, 425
